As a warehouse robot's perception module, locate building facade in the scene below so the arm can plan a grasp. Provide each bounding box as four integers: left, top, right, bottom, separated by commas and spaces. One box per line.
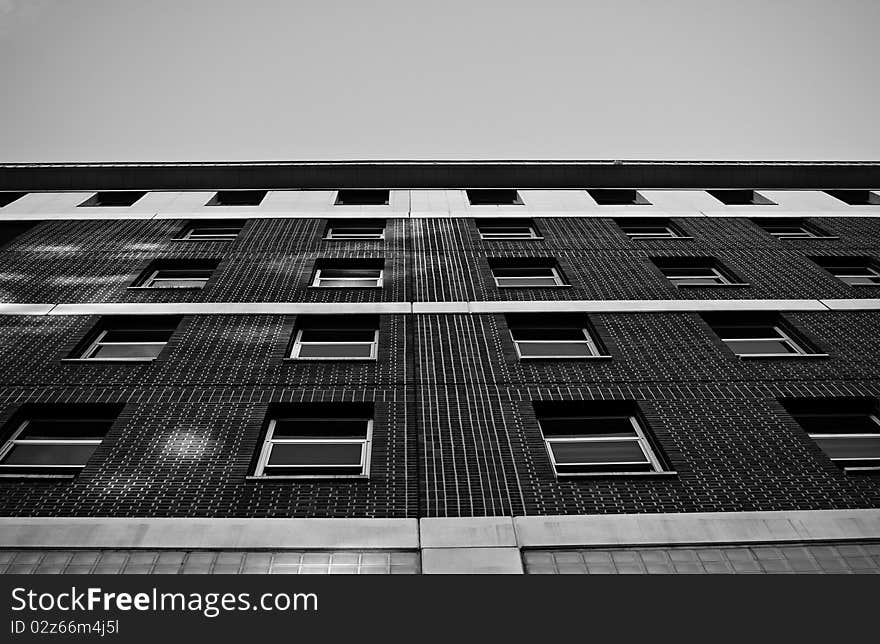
0, 161, 878, 574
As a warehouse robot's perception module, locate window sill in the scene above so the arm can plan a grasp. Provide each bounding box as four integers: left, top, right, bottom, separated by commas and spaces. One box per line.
169, 238, 234, 242
480, 237, 545, 242
126, 286, 204, 291
322, 237, 386, 242
61, 358, 157, 363
246, 474, 369, 481
630, 236, 694, 241
675, 283, 751, 288
737, 353, 830, 360
307, 285, 383, 290
844, 466, 880, 474
283, 357, 377, 362
496, 284, 572, 289
518, 355, 612, 361
779, 236, 840, 241
556, 470, 678, 479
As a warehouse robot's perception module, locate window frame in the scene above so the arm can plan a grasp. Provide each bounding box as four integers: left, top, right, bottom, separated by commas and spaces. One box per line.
795, 412, 880, 473
510, 326, 605, 360
312, 267, 384, 288
466, 189, 524, 206
717, 324, 811, 358
139, 267, 213, 289
253, 417, 373, 479
824, 264, 880, 286
323, 223, 386, 240
289, 327, 379, 361
333, 190, 390, 206
177, 223, 243, 241
492, 265, 565, 288
660, 265, 733, 287
477, 220, 542, 240
538, 414, 665, 477
0, 417, 110, 477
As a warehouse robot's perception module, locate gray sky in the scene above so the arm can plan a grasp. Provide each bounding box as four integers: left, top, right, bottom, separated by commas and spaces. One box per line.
1, 0, 878, 162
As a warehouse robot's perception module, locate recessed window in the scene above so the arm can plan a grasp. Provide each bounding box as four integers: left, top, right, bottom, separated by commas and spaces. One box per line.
477, 218, 541, 240
334, 190, 390, 206
702, 312, 822, 358
71, 316, 180, 362
176, 220, 244, 241
615, 217, 688, 239
132, 259, 219, 289
708, 190, 775, 206
289, 315, 379, 360
507, 314, 606, 359
0, 404, 121, 476
0, 222, 36, 249
781, 398, 880, 473
77, 191, 146, 207
811, 256, 880, 286
466, 189, 523, 206
753, 218, 833, 239
205, 190, 266, 206
254, 403, 373, 478
535, 401, 666, 476
587, 189, 650, 205
312, 259, 384, 288
652, 257, 746, 287
489, 259, 566, 288
323, 219, 385, 240
824, 190, 880, 206
0, 192, 27, 208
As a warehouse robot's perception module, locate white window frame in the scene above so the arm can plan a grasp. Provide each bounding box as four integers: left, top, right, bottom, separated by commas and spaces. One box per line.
804, 413, 880, 473
80, 328, 170, 362
539, 415, 663, 476
179, 225, 242, 241
142, 268, 212, 289
478, 222, 541, 240
764, 224, 817, 239
0, 418, 107, 474
718, 324, 810, 357
312, 267, 384, 288
623, 225, 683, 239
663, 266, 731, 286
254, 417, 372, 478
511, 327, 603, 359
829, 266, 880, 286
289, 328, 379, 360
324, 225, 385, 240
493, 265, 565, 288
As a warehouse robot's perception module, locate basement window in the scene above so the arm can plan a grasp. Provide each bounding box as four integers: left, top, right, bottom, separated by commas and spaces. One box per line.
652, 257, 747, 287
753, 218, 833, 240
702, 312, 823, 358
71, 316, 180, 362
490, 259, 566, 288
312, 259, 384, 288
587, 189, 650, 205
535, 402, 666, 476
254, 403, 373, 477
708, 190, 776, 206
177, 220, 244, 241
323, 219, 385, 240
615, 218, 688, 239
466, 189, 523, 206
781, 398, 880, 473
334, 190, 390, 206
78, 191, 146, 207
477, 219, 541, 240
0, 404, 121, 477
205, 190, 266, 206
0, 192, 27, 208
133, 259, 219, 289
811, 256, 880, 286
289, 315, 379, 360
507, 314, 607, 359
824, 190, 880, 206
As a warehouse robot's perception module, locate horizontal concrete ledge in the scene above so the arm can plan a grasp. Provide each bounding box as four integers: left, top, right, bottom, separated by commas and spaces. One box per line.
420, 517, 517, 548
822, 298, 880, 310
467, 299, 828, 313
0, 304, 55, 315
514, 509, 880, 548
47, 302, 412, 316
0, 518, 419, 550
421, 548, 524, 574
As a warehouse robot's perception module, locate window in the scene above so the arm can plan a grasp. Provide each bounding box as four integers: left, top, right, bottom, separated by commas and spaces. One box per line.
477, 218, 541, 240
205, 190, 266, 206
615, 217, 688, 239
132, 260, 219, 289
652, 257, 745, 287
0, 404, 121, 476
811, 256, 880, 286
507, 314, 606, 359
490, 259, 566, 287
781, 399, 880, 473
0, 222, 36, 249
176, 220, 244, 241
334, 190, 390, 206
466, 189, 522, 205
289, 315, 379, 360
77, 191, 146, 207
587, 189, 650, 205
702, 312, 822, 358
254, 403, 373, 477
0, 192, 27, 208
71, 316, 180, 361
753, 218, 833, 239
312, 259, 384, 288
535, 402, 666, 476
708, 190, 775, 205
824, 190, 880, 206
323, 219, 385, 240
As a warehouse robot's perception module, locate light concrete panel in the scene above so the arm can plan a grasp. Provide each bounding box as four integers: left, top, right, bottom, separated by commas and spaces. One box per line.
420, 517, 517, 548
421, 547, 523, 574
49, 302, 412, 316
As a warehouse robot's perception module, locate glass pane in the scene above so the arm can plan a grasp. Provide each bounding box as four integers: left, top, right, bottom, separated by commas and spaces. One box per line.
91, 343, 164, 359
840, 276, 880, 286
626, 226, 672, 235
671, 277, 724, 286
550, 440, 648, 465
795, 414, 880, 435
541, 416, 637, 438
297, 344, 374, 358
330, 228, 382, 236
18, 420, 112, 440
317, 278, 380, 288
148, 279, 206, 288
320, 268, 381, 279
493, 267, 553, 277
518, 342, 594, 357
299, 329, 375, 343
814, 436, 880, 460
2, 443, 98, 466
511, 328, 585, 341
190, 228, 239, 236
725, 339, 794, 355
663, 267, 716, 278
496, 277, 559, 287
268, 442, 363, 466
101, 329, 173, 342
714, 325, 782, 339
272, 418, 369, 438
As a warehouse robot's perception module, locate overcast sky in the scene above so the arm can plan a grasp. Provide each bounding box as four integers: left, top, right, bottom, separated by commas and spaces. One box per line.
0, 0, 878, 162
